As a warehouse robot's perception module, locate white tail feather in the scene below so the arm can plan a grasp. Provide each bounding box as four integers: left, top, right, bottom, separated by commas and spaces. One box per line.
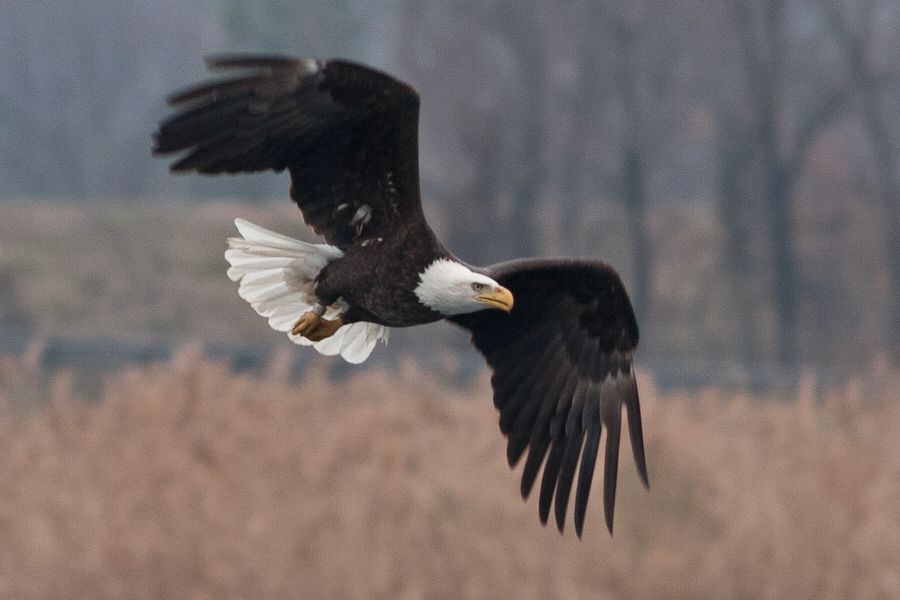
225, 218, 388, 364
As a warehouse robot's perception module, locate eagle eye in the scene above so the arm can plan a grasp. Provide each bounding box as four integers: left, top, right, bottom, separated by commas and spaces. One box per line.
471, 282, 488, 293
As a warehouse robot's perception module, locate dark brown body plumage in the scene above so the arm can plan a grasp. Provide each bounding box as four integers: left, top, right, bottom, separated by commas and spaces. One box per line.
315, 226, 451, 327
154, 55, 648, 536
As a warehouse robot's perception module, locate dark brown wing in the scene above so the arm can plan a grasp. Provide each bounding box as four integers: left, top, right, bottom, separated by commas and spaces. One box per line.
451, 258, 648, 536
153, 55, 424, 248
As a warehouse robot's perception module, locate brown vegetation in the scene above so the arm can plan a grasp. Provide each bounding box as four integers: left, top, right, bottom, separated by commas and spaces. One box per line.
1, 352, 898, 599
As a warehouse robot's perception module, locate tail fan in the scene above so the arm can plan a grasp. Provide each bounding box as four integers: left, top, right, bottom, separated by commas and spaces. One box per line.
224, 218, 388, 364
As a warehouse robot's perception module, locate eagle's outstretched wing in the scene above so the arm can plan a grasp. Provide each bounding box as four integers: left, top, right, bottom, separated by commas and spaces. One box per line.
154, 55, 424, 249
451, 259, 648, 536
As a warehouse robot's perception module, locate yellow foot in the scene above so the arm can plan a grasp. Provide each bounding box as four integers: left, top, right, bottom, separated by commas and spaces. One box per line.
291, 311, 344, 341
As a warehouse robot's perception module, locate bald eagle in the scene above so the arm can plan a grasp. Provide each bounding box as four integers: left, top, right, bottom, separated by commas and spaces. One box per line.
154, 56, 647, 536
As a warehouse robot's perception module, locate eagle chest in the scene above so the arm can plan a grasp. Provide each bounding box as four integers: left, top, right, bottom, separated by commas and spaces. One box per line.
333, 242, 440, 327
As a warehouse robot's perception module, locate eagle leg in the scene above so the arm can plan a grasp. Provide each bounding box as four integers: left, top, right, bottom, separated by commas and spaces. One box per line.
291, 311, 344, 341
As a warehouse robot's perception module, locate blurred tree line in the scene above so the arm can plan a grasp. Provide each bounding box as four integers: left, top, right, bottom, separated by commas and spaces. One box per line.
0, 0, 898, 373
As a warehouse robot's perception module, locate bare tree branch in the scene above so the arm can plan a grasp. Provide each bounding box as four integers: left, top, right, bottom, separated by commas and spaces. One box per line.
787, 86, 851, 176
826, 0, 900, 361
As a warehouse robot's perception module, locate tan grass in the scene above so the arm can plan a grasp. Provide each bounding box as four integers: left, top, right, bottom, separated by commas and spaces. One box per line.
0, 354, 898, 600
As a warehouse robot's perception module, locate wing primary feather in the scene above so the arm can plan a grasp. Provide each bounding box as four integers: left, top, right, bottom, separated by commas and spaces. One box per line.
498, 326, 563, 439
155, 100, 247, 153
166, 75, 269, 106
503, 370, 543, 464
205, 54, 310, 70
520, 364, 579, 499
169, 140, 236, 172
488, 315, 556, 390
624, 373, 649, 488
590, 345, 611, 381
566, 340, 595, 438
602, 390, 623, 534
550, 329, 600, 532
574, 416, 601, 538
505, 337, 566, 467
569, 342, 607, 537
538, 429, 565, 525
521, 434, 550, 499
553, 433, 586, 533
496, 351, 544, 429
554, 382, 588, 533
494, 358, 541, 424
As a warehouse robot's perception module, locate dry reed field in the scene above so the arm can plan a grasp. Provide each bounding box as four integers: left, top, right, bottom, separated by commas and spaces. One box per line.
0, 352, 898, 600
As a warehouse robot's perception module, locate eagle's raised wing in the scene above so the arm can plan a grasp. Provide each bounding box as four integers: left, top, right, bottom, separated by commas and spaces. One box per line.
154, 55, 424, 249
451, 259, 648, 536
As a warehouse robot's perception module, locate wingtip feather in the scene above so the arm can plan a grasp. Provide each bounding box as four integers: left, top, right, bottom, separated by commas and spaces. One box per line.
602, 413, 621, 537
625, 375, 650, 489
204, 53, 317, 71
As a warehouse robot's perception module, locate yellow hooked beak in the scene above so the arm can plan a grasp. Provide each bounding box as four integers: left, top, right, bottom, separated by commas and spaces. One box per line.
476, 286, 514, 313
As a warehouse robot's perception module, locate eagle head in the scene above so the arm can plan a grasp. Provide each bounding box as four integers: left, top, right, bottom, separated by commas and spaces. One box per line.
414, 259, 514, 316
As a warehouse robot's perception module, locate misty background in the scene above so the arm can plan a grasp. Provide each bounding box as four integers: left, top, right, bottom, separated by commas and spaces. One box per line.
1, 0, 899, 385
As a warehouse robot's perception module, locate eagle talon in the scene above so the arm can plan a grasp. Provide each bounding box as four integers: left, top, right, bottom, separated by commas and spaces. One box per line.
291, 311, 321, 336
291, 311, 343, 341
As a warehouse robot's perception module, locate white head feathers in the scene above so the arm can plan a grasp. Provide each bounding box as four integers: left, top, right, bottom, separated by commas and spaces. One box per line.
414, 259, 513, 316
